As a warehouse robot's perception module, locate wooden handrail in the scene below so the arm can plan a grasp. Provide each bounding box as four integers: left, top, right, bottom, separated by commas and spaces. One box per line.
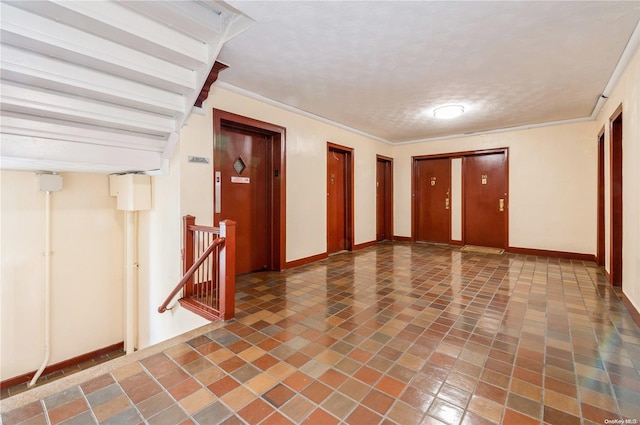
158, 238, 225, 314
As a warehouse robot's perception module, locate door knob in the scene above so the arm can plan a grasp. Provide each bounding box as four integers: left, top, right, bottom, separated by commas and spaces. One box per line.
445, 198, 450, 210
499, 198, 504, 212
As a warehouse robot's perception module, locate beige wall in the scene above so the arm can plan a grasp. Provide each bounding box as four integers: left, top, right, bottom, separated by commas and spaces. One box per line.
1, 171, 124, 379
595, 46, 640, 312
394, 121, 598, 254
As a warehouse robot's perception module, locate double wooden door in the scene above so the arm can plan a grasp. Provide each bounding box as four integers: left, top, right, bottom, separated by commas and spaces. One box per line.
414, 151, 507, 248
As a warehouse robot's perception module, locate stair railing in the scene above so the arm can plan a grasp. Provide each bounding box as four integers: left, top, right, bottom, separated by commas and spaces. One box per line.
158, 216, 235, 320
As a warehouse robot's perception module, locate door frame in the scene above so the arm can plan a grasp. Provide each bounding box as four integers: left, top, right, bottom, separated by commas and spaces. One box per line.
327, 142, 354, 252
609, 104, 623, 286
412, 148, 508, 246
597, 128, 605, 267
376, 154, 393, 241
213, 109, 286, 271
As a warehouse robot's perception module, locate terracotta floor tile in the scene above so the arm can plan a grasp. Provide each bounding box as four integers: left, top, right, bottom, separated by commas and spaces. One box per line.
220, 385, 256, 411
168, 378, 201, 401
280, 395, 315, 423
303, 407, 340, 425
91, 394, 130, 423
136, 392, 174, 419
237, 398, 274, 424
301, 381, 333, 404
263, 384, 294, 408
5, 244, 640, 425
179, 388, 216, 415
282, 371, 313, 392
46, 398, 88, 425
543, 405, 581, 425
428, 398, 465, 425
2, 401, 44, 425
361, 389, 394, 415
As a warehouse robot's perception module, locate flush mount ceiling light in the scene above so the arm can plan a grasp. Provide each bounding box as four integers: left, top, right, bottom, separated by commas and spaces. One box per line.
433, 104, 465, 119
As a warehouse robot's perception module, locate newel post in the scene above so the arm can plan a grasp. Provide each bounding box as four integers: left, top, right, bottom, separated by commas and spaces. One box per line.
219, 219, 236, 320
183, 215, 195, 295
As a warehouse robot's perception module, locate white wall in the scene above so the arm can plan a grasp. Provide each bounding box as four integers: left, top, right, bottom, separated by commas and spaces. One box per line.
595, 46, 640, 312
1, 171, 124, 379
394, 121, 598, 254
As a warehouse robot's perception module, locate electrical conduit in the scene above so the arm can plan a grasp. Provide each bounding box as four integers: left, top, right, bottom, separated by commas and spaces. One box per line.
29, 190, 52, 387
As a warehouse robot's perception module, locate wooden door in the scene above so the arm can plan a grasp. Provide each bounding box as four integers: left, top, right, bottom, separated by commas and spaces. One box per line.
597, 131, 605, 266
327, 148, 347, 253
415, 158, 451, 243
215, 125, 269, 274
610, 107, 622, 286
464, 152, 507, 248
376, 157, 392, 241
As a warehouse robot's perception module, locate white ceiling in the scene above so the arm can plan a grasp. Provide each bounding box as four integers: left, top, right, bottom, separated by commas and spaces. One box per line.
219, 1, 640, 143
1, 1, 639, 174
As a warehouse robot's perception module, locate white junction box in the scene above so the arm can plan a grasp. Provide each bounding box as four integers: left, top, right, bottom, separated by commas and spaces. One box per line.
38, 173, 63, 192
109, 174, 151, 211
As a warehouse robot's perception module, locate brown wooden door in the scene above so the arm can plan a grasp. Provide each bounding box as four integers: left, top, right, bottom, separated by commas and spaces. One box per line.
415, 158, 450, 243
215, 125, 269, 274
610, 108, 623, 286
597, 131, 605, 266
328, 148, 347, 253
464, 152, 507, 248
376, 159, 391, 241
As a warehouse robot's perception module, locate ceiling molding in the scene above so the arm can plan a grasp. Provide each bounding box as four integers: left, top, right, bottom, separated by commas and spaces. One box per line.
590, 20, 640, 119
215, 81, 393, 145
396, 117, 594, 146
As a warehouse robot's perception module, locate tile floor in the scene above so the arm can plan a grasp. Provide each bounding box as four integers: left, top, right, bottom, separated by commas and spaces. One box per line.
2, 242, 640, 425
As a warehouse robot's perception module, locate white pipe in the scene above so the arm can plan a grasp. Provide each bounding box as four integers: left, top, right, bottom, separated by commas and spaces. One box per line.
29, 191, 51, 387
125, 210, 138, 354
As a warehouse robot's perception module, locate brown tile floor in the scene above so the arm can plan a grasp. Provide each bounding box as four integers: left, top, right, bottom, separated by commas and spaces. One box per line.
2, 242, 640, 424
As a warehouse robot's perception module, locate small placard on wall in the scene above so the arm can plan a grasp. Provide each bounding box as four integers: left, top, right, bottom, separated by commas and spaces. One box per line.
231, 176, 250, 184
188, 156, 210, 164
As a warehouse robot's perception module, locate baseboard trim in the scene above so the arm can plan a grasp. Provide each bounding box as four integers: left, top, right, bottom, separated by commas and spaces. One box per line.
353, 240, 377, 250
449, 240, 464, 246
393, 236, 412, 242
621, 293, 640, 329
284, 252, 328, 269
0, 342, 124, 391
507, 246, 596, 262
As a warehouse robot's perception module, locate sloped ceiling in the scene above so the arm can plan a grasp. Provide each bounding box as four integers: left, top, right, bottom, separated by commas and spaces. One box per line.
0, 0, 253, 174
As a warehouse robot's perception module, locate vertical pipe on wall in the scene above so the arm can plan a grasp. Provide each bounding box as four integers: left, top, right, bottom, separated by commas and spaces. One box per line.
29, 190, 51, 387
125, 210, 138, 354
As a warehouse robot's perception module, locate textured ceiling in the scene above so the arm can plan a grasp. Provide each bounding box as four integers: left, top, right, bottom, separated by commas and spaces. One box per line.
219, 1, 640, 143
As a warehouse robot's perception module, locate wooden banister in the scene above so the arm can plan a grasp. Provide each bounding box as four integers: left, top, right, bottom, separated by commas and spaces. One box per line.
159, 216, 236, 321
158, 238, 225, 314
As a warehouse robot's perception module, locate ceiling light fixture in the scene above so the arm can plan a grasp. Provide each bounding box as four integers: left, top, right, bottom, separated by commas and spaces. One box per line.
433, 105, 465, 119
